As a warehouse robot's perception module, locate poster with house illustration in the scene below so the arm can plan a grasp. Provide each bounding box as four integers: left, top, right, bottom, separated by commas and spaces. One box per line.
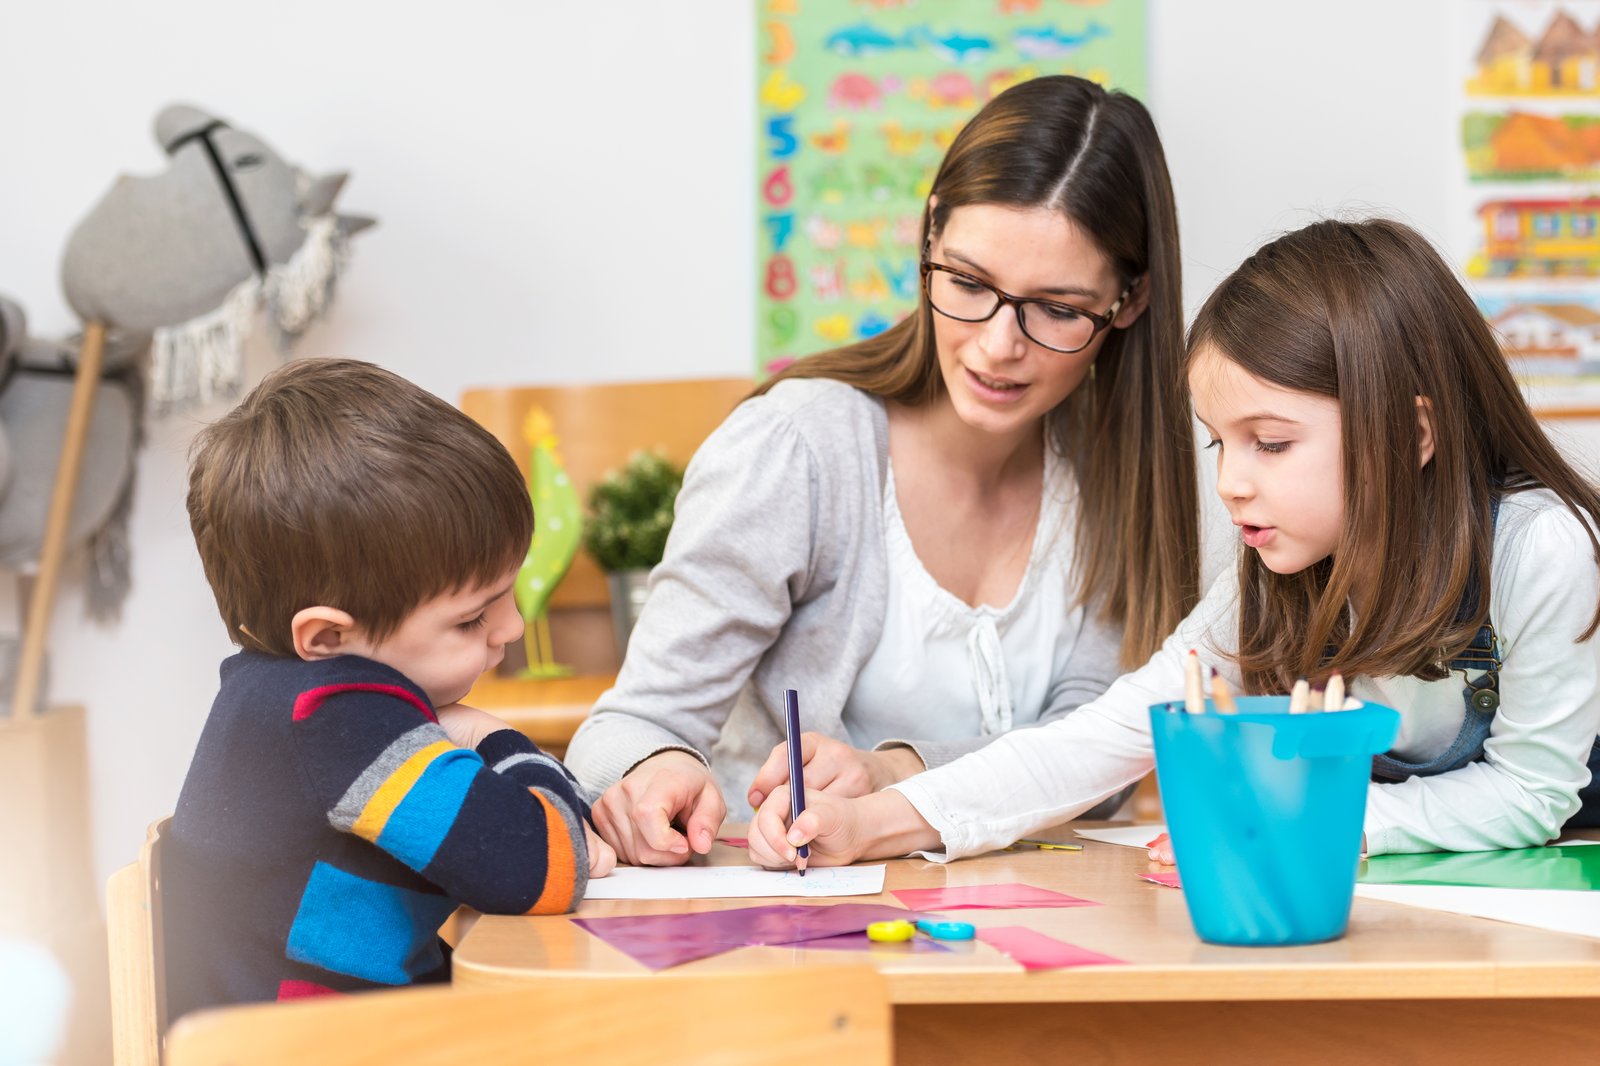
755, 0, 1146, 376
1461, 1, 1600, 410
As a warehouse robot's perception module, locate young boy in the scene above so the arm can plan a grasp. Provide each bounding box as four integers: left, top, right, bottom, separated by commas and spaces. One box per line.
164, 358, 614, 1020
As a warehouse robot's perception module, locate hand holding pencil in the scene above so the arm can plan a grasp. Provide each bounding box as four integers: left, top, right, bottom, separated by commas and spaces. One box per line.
748, 688, 917, 872
744, 774, 897, 872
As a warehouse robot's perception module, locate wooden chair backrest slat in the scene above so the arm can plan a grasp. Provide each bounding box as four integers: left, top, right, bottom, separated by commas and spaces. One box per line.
166, 965, 891, 1065
108, 816, 170, 1066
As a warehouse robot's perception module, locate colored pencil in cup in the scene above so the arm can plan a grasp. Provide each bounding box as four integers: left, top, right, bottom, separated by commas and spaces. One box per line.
1288, 677, 1310, 714
784, 687, 808, 876
1323, 671, 1345, 713
1184, 650, 1205, 714
1210, 670, 1239, 714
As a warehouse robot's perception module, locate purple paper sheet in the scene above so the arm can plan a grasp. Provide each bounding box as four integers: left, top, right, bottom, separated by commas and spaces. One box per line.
573, 902, 924, 971
789, 930, 951, 953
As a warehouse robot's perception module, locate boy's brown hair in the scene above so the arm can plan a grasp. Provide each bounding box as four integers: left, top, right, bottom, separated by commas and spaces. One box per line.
187, 358, 533, 657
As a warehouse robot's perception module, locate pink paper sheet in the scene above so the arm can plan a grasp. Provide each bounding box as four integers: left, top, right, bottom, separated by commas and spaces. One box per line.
977, 926, 1128, 970
891, 883, 1099, 911
1141, 871, 1182, 889
714, 836, 749, 848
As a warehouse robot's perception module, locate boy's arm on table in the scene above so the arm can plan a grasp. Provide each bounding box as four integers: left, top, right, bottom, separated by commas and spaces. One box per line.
471, 726, 615, 878
292, 688, 593, 913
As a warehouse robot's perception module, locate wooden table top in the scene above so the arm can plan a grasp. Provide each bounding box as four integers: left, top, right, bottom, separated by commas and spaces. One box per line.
452, 823, 1600, 1004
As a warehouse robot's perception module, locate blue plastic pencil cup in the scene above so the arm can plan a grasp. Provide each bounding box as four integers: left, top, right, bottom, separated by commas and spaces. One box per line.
1148, 696, 1400, 947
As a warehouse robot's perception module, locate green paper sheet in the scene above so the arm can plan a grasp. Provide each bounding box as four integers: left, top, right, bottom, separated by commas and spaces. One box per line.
1359, 844, 1600, 892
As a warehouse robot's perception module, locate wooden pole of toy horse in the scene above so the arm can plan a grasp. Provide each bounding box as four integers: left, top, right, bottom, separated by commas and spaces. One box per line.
12, 320, 106, 722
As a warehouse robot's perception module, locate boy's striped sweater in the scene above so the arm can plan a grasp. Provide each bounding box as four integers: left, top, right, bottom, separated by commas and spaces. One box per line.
165, 651, 590, 1020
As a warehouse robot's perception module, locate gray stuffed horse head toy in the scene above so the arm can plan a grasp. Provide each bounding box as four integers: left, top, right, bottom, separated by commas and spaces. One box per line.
62, 103, 374, 409
2, 104, 372, 636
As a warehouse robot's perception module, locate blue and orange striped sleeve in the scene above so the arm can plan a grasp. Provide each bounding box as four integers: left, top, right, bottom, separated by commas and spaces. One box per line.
292, 682, 589, 914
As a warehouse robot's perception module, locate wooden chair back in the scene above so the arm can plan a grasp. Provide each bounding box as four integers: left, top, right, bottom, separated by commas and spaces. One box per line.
166, 965, 891, 1065
107, 817, 170, 1066
461, 377, 753, 673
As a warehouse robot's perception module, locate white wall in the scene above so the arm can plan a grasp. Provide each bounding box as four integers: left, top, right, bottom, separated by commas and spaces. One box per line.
3, 1, 1597, 889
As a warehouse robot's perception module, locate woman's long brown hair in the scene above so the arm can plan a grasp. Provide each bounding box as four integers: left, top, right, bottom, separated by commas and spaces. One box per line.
1187, 218, 1600, 693
754, 76, 1199, 668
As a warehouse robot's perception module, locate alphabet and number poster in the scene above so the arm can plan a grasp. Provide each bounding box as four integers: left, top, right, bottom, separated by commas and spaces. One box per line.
756, 0, 1146, 375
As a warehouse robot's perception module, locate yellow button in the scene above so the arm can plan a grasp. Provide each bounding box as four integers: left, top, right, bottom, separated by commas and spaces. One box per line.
866, 919, 916, 943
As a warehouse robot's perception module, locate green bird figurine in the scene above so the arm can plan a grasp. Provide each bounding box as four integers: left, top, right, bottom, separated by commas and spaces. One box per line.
514, 406, 581, 678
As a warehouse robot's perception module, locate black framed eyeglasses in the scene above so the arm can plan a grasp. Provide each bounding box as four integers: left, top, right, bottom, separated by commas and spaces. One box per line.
920, 258, 1132, 354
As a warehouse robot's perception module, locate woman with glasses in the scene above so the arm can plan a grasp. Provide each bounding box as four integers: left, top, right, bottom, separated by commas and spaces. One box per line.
566, 75, 1200, 866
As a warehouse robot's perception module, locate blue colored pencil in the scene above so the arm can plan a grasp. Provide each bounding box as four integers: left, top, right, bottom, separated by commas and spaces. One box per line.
784, 688, 808, 875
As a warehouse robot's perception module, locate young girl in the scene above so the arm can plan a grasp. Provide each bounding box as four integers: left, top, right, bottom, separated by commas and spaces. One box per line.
749, 217, 1600, 866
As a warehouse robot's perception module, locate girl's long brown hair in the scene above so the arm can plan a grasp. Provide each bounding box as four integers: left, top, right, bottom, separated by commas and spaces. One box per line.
1187, 218, 1600, 694
755, 76, 1199, 668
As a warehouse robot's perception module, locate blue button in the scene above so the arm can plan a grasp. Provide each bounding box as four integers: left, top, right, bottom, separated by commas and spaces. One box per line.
915, 919, 976, 941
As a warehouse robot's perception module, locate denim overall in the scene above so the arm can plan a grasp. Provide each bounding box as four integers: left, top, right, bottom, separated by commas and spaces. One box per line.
1367, 493, 1600, 828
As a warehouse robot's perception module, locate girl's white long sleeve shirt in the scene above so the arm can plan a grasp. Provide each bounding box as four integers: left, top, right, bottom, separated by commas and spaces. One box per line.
891, 488, 1600, 859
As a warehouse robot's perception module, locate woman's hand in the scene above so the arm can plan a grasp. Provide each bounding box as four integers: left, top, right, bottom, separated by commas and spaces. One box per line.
585, 825, 617, 878
747, 786, 940, 869
590, 750, 727, 867
435, 704, 515, 750
747, 733, 925, 809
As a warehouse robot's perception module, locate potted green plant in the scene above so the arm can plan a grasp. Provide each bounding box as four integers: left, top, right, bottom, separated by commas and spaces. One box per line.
583, 450, 684, 658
